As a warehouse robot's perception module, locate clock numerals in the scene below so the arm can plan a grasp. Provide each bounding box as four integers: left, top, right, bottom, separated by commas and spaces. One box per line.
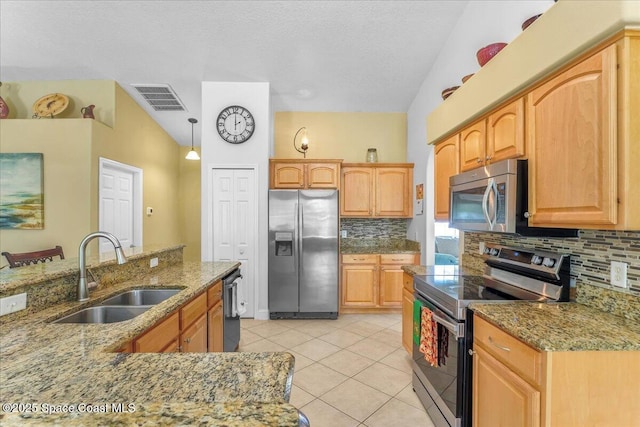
216, 105, 255, 144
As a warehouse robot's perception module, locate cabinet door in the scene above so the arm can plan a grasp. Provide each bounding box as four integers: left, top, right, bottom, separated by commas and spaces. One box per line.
181, 314, 208, 353
402, 288, 413, 355
341, 167, 373, 216
434, 135, 459, 221
526, 45, 617, 227
307, 163, 339, 189
375, 167, 413, 217
271, 163, 305, 189
473, 345, 541, 427
341, 264, 377, 307
459, 120, 487, 172
379, 266, 404, 307
134, 312, 180, 353
487, 97, 525, 164
208, 301, 224, 352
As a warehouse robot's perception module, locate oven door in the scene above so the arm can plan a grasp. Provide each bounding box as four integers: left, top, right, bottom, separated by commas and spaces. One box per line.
449, 168, 516, 233
412, 292, 467, 427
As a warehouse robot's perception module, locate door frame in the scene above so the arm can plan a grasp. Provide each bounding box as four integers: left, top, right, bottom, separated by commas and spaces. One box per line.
98, 157, 143, 248
205, 164, 259, 318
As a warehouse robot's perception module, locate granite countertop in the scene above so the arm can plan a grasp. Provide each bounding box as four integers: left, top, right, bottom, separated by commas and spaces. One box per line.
341, 238, 420, 254
0, 261, 298, 426
470, 301, 640, 352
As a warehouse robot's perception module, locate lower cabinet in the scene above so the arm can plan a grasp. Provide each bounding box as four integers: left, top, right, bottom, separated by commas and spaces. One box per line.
401, 272, 414, 354
473, 314, 640, 427
341, 253, 419, 313
130, 279, 223, 354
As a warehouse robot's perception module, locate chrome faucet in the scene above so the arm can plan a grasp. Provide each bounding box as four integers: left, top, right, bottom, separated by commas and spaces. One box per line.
77, 231, 127, 301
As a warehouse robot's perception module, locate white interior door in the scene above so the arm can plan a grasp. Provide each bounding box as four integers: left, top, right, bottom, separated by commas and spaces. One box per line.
99, 158, 143, 253
212, 168, 256, 318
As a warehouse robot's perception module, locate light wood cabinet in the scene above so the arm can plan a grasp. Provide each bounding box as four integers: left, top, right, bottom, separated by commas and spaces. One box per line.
401, 272, 414, 354
270, 159, 341, 189
459, 98, 525, 173
207, 280, 223, 352
341, 163, 413, 218
133, 311, 180, 353
341, 253, 419, 313
434, 135, 459, 221
473, 314, 640, 427
181, 314, 208, 353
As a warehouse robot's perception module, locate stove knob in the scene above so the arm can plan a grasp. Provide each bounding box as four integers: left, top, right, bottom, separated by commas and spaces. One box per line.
490, 248, 499, 256
542, 257, 556, 268
532, 255, 543, 265
484, 247, 491, 254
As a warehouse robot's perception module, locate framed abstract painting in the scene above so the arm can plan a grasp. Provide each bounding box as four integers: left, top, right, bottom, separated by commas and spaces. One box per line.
0, 153, 44, 229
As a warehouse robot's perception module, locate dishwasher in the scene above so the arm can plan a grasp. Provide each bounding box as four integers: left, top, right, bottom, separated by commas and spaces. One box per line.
222, 269, 242, 352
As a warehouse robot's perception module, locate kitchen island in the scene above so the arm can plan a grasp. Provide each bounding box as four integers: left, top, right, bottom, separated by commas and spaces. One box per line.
0, 250, 299, 426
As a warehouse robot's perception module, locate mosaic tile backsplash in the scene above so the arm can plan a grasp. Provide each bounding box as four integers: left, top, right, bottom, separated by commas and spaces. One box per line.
463, 230, 640, 294
341, 218, 408, 239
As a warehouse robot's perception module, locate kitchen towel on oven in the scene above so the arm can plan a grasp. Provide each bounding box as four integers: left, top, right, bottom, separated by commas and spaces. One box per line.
438, 325, 449, 366
413, 299, 424, 346
419, 305, 438, 367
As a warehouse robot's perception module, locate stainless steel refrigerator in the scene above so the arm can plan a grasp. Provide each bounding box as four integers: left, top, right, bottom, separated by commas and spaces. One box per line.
268, 189, 338, 319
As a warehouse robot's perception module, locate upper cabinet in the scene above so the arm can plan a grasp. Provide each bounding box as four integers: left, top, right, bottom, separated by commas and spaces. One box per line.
434, 135, 459, 221
341, 163, 413, 218
460, 98, 525, 173
270, 159, 341, 189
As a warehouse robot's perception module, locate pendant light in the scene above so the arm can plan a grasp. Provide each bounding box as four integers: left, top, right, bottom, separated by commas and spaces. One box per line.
185, 117, 200, 160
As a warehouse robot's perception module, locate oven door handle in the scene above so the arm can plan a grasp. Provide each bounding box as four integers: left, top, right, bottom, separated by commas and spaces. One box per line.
432, 313, 463, 339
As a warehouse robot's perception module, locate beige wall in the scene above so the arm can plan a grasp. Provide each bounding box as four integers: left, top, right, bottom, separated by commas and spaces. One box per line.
274, 112, 407, 162
0, 80, 187, 266
178, 146, 201, 262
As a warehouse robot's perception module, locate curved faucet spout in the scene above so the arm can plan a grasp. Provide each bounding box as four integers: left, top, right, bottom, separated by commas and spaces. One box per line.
78, 231, 128, 302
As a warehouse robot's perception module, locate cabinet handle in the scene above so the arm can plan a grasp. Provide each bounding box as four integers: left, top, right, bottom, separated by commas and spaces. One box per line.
524, 211, 532, 218
476, 158, 483, 163
184, 338, 191, 344
488, 336, 511, 352
468, 349, 475, 356
485, 155, 492, 161
391, 258, 404, 261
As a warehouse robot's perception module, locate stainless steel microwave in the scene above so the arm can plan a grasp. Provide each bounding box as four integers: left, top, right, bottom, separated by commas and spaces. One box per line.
449, 159, 577, 237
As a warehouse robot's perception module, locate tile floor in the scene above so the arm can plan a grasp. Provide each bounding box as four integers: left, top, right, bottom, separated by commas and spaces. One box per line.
239, 313, 435, 427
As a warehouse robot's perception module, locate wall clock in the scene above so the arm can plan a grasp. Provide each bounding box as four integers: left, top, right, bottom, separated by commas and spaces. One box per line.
32, 93, 69, 118
216, 105, 255, 144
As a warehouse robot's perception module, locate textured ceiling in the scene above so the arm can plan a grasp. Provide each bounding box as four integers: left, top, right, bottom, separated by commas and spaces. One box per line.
0, 0, 468, 145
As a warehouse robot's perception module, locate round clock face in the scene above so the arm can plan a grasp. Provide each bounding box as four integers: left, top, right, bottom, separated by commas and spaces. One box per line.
216, 105, 255, 144
32, 93, 69, 117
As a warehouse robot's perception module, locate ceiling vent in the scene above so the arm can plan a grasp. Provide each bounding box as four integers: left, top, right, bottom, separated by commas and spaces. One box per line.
131, 83, 187, 111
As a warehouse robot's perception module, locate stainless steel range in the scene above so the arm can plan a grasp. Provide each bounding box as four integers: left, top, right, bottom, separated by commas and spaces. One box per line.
411, 244, 571, 427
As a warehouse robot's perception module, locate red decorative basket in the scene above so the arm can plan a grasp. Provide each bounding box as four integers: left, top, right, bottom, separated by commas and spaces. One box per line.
522, 14, 542, 31
441, 86, 460, 100
476, 43, 508, 67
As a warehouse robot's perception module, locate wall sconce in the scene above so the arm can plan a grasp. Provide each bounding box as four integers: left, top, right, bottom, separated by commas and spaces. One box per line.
293, 127, 309, 158
185, 117, 200, 160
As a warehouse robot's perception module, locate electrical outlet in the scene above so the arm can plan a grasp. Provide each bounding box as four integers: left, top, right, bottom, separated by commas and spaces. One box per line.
0, 293, 27, 316
479, 242, 485, 255
610, 261, 628, 288
341, 230, 347, 238
150, 257, 159, 268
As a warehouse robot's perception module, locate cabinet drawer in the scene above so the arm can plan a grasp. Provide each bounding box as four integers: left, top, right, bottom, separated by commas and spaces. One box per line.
207, 280, 222, 308
380, 253, 417, 265
181, 292, 207, 329
342, 254, 378, 264
474, 316, 542, 387
134, 311, 179, 353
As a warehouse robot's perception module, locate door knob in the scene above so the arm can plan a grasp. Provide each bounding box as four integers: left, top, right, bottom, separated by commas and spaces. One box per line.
240, 249, 245, 255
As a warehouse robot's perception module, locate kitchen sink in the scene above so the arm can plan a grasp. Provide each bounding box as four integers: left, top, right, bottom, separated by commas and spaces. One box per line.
99, 288, 182, 306
51, 306, 152, 324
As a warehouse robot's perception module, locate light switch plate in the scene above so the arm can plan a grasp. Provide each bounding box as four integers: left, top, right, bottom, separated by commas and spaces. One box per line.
150, 257, 159, 268
610, 261, 628, 288
479, 242, 485, 255
0, 293, 27, 316
341, 230, 347, 238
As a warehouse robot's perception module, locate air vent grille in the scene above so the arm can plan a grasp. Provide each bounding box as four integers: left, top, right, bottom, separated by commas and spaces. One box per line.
130, 84, 187, 111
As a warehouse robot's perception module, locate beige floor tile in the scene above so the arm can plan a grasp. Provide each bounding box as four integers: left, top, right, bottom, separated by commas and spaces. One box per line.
249, 322, 292, 338
347, 337, 397, 361
394, 384, 426, 411
318, 329, 365, 348
292, 338, 341, 361
320, 378, 391, 422
353, 362, 412, 396
300, 399, 360, 427
293, 363, 348, 396
330, 314, 363, 327
238, 338, 286, 353
318, 349, 376, 377
290, 385, 315, 408
240, 318, 265, 329
288, 350, 315, 371
368, 328, 402, 347
292, 321, 340, 337
363, 398, 435, 427
238, 329, 262, 347
359, 313, 402, 327
342, 320, 387, 337
379, 348, 414, 374
386, 321, 403, 332
268, 329, 314, 348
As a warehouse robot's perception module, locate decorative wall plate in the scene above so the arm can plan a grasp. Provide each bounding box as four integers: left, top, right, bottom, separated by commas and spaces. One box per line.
32, 93, 69, 118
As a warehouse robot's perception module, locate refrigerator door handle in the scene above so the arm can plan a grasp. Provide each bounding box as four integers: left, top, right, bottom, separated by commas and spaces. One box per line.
298, 202, 304, 278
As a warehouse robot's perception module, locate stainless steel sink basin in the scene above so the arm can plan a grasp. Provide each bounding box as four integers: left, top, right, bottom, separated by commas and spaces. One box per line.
52, 306, 152, 324
99, 289, 182, 306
